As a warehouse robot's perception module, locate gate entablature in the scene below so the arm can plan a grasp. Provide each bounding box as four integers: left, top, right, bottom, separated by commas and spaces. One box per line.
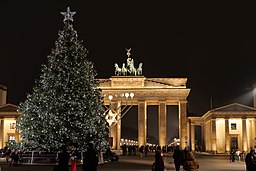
98, 77, 190, 105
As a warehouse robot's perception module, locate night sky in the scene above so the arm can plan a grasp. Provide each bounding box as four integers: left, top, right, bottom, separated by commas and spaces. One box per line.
1, 1, 256, 141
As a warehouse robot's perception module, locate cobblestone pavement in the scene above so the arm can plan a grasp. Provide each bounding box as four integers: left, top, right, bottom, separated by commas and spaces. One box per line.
0, 152, 246, 171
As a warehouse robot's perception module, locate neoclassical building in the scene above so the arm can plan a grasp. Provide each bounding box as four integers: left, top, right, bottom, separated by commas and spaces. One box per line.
0, 85, 20, 148
189, 103, 256, 153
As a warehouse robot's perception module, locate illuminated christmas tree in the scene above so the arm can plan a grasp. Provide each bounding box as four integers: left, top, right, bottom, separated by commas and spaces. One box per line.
16, 7, 109, 151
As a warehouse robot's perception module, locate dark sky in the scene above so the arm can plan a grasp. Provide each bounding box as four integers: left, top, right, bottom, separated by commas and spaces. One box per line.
1, 1, 256, 118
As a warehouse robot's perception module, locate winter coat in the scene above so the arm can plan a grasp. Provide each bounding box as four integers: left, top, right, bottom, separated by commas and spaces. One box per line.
183, 152, 199, 171
173, 148, 185, 165
56, 151, 70, 171
152, 152, 164, 171
83, 148, 98, 171
245, 150, 256, 171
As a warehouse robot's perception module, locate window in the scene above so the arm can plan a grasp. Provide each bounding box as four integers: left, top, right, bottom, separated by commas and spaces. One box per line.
9, 136, 15, 141
231, 123, 237, 130
10, 123, 16, 129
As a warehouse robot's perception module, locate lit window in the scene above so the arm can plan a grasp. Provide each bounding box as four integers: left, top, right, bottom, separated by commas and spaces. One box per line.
10, 123, 16, 129
231, 123, 237, 130
9, 136, 15, 141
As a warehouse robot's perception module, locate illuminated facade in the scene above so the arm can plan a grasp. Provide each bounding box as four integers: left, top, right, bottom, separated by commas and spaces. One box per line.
0, 85, 20, 148
189, 103, 256, 153
99, 76, 190, 150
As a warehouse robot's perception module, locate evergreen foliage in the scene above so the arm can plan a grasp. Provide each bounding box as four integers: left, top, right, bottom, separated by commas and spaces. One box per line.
16, 18, 109, 151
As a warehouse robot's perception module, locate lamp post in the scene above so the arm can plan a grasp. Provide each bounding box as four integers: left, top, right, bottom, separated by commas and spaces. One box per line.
104, 92, 134, 150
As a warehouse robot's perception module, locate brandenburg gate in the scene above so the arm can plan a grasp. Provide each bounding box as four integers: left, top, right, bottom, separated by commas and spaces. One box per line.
98, 49, 191, 150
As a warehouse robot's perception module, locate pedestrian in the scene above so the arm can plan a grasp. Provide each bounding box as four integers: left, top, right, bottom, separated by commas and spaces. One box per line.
3, 146, 11, 162
70, 143, 79, 171
245, 149, 256, 171
236, 149, 241, 161
183, 152, 199, 171
55, 145, 70, 171
145, 145, 149, 157
230, 150, 235, 162
122, 144, 127, 156
139, 145, 144, 157
105, 147, 112, 162
173, 145, 184, 171
152, 151, 164, 171
9, 149, 19, 167
128, 145, 132, 156
82, 142, 98, 171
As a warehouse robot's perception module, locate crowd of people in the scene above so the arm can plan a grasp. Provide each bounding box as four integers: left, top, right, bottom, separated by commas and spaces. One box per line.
1, 146, 23, 167
55, 142, 99, 171
3, 142, 256, 171
172, 145, 199, 171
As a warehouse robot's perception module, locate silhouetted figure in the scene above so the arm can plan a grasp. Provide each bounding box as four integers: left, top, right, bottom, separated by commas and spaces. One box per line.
55, 145, 70, 171
183, 152, 199, 171
105, 147, 112, 162
145, 145, 149, 157
127, 145, 132, 156
139, 146, 144, 157
152, 151, 164, 171
230, 150, 235, 162
122, 144, 127, 156
9, 150, 19, 167
245, 150, 256, 171
173, 145, 185, 171
83, 143, 98, 171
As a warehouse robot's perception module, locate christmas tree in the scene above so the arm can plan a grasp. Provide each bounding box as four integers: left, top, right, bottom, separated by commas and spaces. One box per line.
16, 7, 109, 151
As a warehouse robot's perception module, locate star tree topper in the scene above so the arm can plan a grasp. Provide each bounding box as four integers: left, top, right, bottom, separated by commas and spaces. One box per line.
61, 7, 76, 22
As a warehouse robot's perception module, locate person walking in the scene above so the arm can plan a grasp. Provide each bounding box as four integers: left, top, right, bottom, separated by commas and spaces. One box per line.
70, 143, 78, 171
152, 151, 164, 171
55, 145, 70, 171
183, 152, 199, 171
82, 142, 98, 171
145, 145, 149, 157
173, 145, 184, 171
9, 149, 19, 167
139, 145, 144, 157
245, 149, 256, 171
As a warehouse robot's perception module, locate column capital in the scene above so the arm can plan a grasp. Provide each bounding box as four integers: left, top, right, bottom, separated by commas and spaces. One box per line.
225, 116, 230, 119
242, 115, 247, 119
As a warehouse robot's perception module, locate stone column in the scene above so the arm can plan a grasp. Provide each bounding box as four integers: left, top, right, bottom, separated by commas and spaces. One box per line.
201, 124, 204, 151
242, 116, 248, 152
179, 101, 187, 150
0, 120, 4, 148
191, 124, 195, 151
225, 118, 230, 153
116, 101, 121, 150
158, 101, 166, 147
109, 101, 121, 150
15, 128, 20, 142
138, 100, 147, 147
211, 118, 217, 153
0, 86, 7, 105
252, 119, 256, 149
